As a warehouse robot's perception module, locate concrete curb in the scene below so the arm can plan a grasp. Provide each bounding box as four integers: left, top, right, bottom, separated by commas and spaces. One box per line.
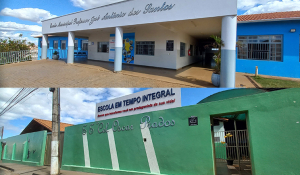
0, 164, 14, 172
245, 75, 262, 88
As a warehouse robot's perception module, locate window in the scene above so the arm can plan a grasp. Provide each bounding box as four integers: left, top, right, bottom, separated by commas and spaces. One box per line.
166, 40, 174, 51
82, 40, 88, 51
53, 40, 58, 49
180, 42, 185, 57
136, 41, 155, 56
238, 35, 282, 61
61, 40, 66, 50
98, 42, 109, 53
74, 40, 78, 50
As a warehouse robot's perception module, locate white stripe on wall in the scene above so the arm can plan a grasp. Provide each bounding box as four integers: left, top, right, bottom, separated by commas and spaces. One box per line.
140, 124, 160, 174
82, 134, 91, 167
107, 129, 120, 170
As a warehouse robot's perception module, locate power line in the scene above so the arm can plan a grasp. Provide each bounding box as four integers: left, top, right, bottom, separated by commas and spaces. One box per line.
8, 88, 41, 113
0, 88, 23, 110
0, 88, 26, 116
0, 88, 38, 117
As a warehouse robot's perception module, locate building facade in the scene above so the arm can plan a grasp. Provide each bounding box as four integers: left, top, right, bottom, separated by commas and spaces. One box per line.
236, 11, 300, 78
40, 0, 238, 88
60, 88, 300, 175
37, 36, 88, 60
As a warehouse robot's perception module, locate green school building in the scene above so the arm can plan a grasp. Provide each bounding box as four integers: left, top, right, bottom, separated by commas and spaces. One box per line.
1, 88, 300, 175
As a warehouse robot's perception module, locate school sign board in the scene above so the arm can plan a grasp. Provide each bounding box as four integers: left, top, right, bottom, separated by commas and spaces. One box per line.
95, 88, 181, 121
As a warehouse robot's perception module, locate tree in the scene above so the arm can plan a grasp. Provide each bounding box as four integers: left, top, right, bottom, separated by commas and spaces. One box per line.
0, 37, 30, 52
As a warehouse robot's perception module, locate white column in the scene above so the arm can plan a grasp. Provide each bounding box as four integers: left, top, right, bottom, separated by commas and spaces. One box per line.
220, 15, 237, 88
42, 34, 48, 59
67, 31, 75, 64
114, 27, 123, 72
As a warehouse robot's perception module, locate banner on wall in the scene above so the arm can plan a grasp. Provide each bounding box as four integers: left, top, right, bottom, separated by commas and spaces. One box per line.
95, 88, 181, 121
109, 33, 135, 64
109, 35, 115, 61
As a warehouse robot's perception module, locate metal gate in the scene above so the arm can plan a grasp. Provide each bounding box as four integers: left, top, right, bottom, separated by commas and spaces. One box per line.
214, 130, 250, 162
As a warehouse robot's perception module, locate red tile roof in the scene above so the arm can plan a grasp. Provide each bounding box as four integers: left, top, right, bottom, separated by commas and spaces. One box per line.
238, 11, 300, 22
33, 118, 73, 132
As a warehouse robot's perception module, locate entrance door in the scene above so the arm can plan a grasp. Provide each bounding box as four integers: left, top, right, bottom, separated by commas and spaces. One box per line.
212, 115, 252, 175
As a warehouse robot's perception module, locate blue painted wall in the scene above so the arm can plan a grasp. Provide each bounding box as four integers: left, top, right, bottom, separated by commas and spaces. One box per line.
38, 36, 88, 60
236, 20, 300, 78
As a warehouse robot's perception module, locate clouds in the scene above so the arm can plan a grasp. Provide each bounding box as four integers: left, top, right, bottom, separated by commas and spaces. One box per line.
243, 0, 300, 15
0, 88, 136, 137
0, 31, 38, 45
70, 0, 126, 10
0, 8, 57, 23
0, 21, 42, 32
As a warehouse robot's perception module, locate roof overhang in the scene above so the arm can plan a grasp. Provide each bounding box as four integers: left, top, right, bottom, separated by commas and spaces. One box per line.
238, 17, 300, 23
42, 0, 237, 35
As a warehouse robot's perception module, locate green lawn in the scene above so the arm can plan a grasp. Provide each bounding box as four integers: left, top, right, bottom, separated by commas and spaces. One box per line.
252, 76, 300, 88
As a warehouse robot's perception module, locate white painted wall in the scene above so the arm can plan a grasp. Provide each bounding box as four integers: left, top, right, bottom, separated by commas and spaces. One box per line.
88, 32, 110, 61
134, 24, 177, 69
87, 24, 202, 69
214, 121, 225, 142
176, 32, 199, 69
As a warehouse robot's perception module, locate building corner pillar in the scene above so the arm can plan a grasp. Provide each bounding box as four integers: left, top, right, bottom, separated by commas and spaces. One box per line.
67, 31, 75, 64
42, 34, 48, 60
220, 15, 237, 88
114, 27, 123, 72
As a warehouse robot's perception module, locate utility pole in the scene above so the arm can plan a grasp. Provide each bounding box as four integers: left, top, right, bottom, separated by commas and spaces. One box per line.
50, 88, 60, 175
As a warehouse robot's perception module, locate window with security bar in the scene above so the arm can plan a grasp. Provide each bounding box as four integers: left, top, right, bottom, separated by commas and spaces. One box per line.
61, 40, 66, 50
74, 40, 78, 50
82, 40, 88, 51
53, 40, 58, 49
180, 42, 186, 57
97, 42, 109, 53
238, 35, 282, 61
136, 41, 155, 56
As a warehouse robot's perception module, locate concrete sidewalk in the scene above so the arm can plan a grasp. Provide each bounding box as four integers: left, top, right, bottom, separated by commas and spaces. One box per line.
0, 59, 257, 88
0, 162, 104, 175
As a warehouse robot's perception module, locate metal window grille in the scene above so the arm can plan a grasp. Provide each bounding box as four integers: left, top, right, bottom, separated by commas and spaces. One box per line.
74, 40, 78, 50
180, 42, 185, 57
238, 35, 282, 61
97, 42, 109, 53
82, 40, 89, 51
61, 40, 66, 50
53, 40, 58, 49
166, 40, 174, 51
136, 41, 155, 56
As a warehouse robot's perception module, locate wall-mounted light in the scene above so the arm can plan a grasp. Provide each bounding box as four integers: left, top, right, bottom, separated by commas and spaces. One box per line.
290, 29, 296, 33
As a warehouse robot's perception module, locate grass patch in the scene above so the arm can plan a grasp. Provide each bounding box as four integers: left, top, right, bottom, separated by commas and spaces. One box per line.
252, 76, 300, 88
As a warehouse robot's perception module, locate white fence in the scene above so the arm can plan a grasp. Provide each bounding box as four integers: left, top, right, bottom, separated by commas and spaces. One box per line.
0, 50, 38, 65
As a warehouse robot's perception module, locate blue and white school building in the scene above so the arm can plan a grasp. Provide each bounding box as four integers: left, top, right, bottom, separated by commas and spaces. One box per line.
38, 0, 300, 88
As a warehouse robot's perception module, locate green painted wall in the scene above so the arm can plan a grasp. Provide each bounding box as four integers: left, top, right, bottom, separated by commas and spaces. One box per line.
61, 89, 300, 175
1, 130, 47, 166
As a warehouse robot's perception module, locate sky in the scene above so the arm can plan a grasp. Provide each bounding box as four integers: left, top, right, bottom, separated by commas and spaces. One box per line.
0, 0, 300, 45
0, 88, 230, 139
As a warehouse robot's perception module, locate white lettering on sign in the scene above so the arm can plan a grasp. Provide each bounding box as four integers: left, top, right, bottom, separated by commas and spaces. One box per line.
49, 2, 176, 28
95, 88, 181, 121
83, 116, 175, 135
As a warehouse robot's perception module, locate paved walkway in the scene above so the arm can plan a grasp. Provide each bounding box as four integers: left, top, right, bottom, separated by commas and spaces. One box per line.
0, 162, 104, 175
0, 59, 256, 88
